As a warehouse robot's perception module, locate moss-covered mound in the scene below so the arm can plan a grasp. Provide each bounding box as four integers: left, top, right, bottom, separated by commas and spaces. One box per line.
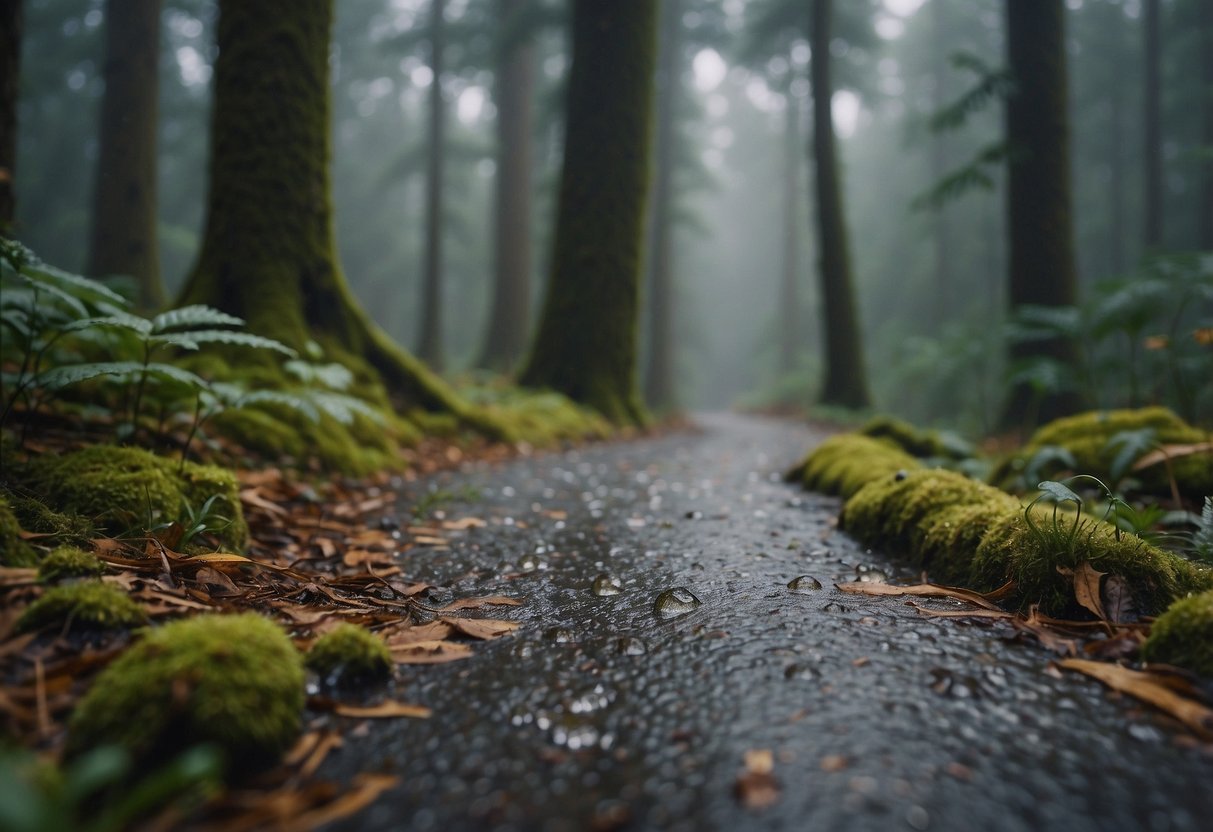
471, 388, 614, 446
66, 613, 305, 774
858, 416, 972, 460
991, 407, 1212, 497
37, 546, 104, 584
25, 445, 247, 550
16, 582, 146, 633
786, 434, 921, 499
1141, 590, 1213, 676
306, 622, 393, 685
0, 493, 38, 567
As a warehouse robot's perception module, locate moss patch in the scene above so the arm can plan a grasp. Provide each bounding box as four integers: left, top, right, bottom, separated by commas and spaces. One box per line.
306, 622, 393, 685
37, 546, 105, 584
992, 407, 1212, 498
66, 613, 304, 774
858, 416, 972, 460
26, 446, 247, 550
787, 434, 921, 499
0, 494, 38, 567
16, 582, 146, 633
1141, 590, 1213, 676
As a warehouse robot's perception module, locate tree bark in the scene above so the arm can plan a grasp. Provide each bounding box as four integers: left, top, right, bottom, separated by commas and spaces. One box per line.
1143, 0, 1163, 249
778, 90, 802, 376
642, 0, 680, 413
1001, 0, 1082, 426
1202, 0, 1213, 249
809, 0, 870, 409
178, 0, 488, 429
478, 0, 537, 373
87, 0, 164, 310
519, 0, 657, 426
931, 0, 953, 319
416, 0, 446, 371
0, 0, 22, 231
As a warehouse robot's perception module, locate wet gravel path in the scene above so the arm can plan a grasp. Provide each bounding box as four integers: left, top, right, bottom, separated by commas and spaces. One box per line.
324, 413, 1213, 832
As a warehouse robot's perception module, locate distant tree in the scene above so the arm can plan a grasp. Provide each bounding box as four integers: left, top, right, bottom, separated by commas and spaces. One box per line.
930, 0, 954, 315
416, 0, 447, 370
809, 0, 870, 408
642, 0, 682, 413
1203, 0, 1213, 249
478, 0, 539, 373
1001, 0, 1081, 425
0, 0, 20, 231
1143, 0, 1163, 249
87, 0, 163, 310
179, 0, 485, 426
778, 90, 804, 376
519, 0, 658, 425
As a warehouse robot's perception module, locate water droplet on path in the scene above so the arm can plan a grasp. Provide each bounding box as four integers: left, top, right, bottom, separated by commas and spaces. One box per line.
617, 637, 648, 656
591, 573, 623, 596
653, 587, 702, 619
788, 575, 823, 591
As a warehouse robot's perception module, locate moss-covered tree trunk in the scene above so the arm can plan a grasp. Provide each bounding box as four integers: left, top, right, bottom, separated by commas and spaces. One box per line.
1143, 0, 1163, 249
416, 0, 446, 371
1001, 0, 1082, 427
178, 0, 483, 427
518, 0, 657, 426
778, 90, 802, 376
1202, 0, 1213, 250
642, 0, 681, 413
809, 0, 870, 409
87, 0, 163, 310
478, 0, 537, 373
0, 0, 20, 231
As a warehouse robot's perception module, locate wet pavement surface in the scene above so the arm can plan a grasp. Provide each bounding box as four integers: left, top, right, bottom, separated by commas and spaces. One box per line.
323, 413, 1213, 832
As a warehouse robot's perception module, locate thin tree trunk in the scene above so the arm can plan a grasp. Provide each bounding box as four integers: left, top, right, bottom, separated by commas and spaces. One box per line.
1001, 0, 1082, 427
87, 0, 163, 310
519, 0, 658, 426
778, 91, 801, 376
0, 0, 19, 231
179, 0, 494, 434
809, 0, 870, 409
642, 0, 681, 413
1110, 48, 1126, 273
417, 0, 446, 370
931, 0, 952, 319
1202, 0, 1213, 249
478, 0, 537, 373
1143, 0, 1163, 249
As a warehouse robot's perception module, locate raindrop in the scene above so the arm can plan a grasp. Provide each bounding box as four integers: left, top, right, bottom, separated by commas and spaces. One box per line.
653, 587, 702, 619
787, 575, 823, 591
685, 510, 703, 520
784, 663, 819, 681
855, 565, 889, 584
517, 554, 540, 572
617, 637, 648, 656
591, 573, 623, 597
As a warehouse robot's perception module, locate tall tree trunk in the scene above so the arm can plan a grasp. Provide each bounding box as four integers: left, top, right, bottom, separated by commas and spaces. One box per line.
1001, 0, 1082, 427
178, 0, 490, 431
808, 0, 870, 409
931, 0, 953, 319
87, 0, 163, 310
478, 0, 537, 373
519, 0, 658, 426
1143, 0, 1163, 249
1202, 0, 1213, 249
642, 0, 680, 413
1110, 49, 1126, 273
778, 90, 802, 376
0, 0, 22, 231
417, 0, 446, 371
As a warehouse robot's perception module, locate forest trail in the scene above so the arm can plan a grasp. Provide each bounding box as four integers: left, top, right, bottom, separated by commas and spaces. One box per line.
324, 413, 1213, 832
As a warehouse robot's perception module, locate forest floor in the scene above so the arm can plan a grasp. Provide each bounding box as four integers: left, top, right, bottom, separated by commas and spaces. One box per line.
309, 412, 1212, 832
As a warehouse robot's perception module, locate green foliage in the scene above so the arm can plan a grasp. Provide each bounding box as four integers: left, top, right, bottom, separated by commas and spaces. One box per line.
306, 623, 393, 685
15, 582, 147, 634
37, 546, 105, 584
1141, 589, 1213, 676
66, 614, 305, 774
0, 494, 38, 567
787, 433, 921, 499
0, 744, 222, 832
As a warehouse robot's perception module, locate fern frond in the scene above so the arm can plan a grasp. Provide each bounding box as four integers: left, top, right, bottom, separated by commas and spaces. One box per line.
16, 273, 89, 319
64, 312, 155, 336
237, 390, 321, 423
309, 391, 384, 426
150, 329, 296, 356
22, 262, 130, 308
36, 361, 149, 390
151, 305, 244, 333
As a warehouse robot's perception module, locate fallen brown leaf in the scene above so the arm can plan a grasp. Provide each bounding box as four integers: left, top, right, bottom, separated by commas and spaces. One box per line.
734, 749, 780, 810
1133, 442, 1213, 471
390, 640, 473, 664
330, 700, 432, 720
1058, 658, 1213, 739
439, 595, 523, 612
439, 617, 521, 640
1056, 562, 1107, 621
290, 774, 400, 830
836, 581, 1004, 611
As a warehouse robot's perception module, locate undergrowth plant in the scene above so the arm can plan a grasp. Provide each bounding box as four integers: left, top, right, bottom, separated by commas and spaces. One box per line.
1024, 476, 1142, 561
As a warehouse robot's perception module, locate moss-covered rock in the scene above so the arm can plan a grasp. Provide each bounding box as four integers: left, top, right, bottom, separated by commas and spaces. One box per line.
787, 434, 921, 499
306, 622, 393, 685
1, 489, 94, 545
0, 493, 38, 567
66, 613, 304, 774
991, 407, 1212, 497
16, 582, 146, 633
26, 446, 247, 549
1141, 590, 1213, 676
918, 500, 1020, 585
37, 546, 105, 584
858, 416, 972, 460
